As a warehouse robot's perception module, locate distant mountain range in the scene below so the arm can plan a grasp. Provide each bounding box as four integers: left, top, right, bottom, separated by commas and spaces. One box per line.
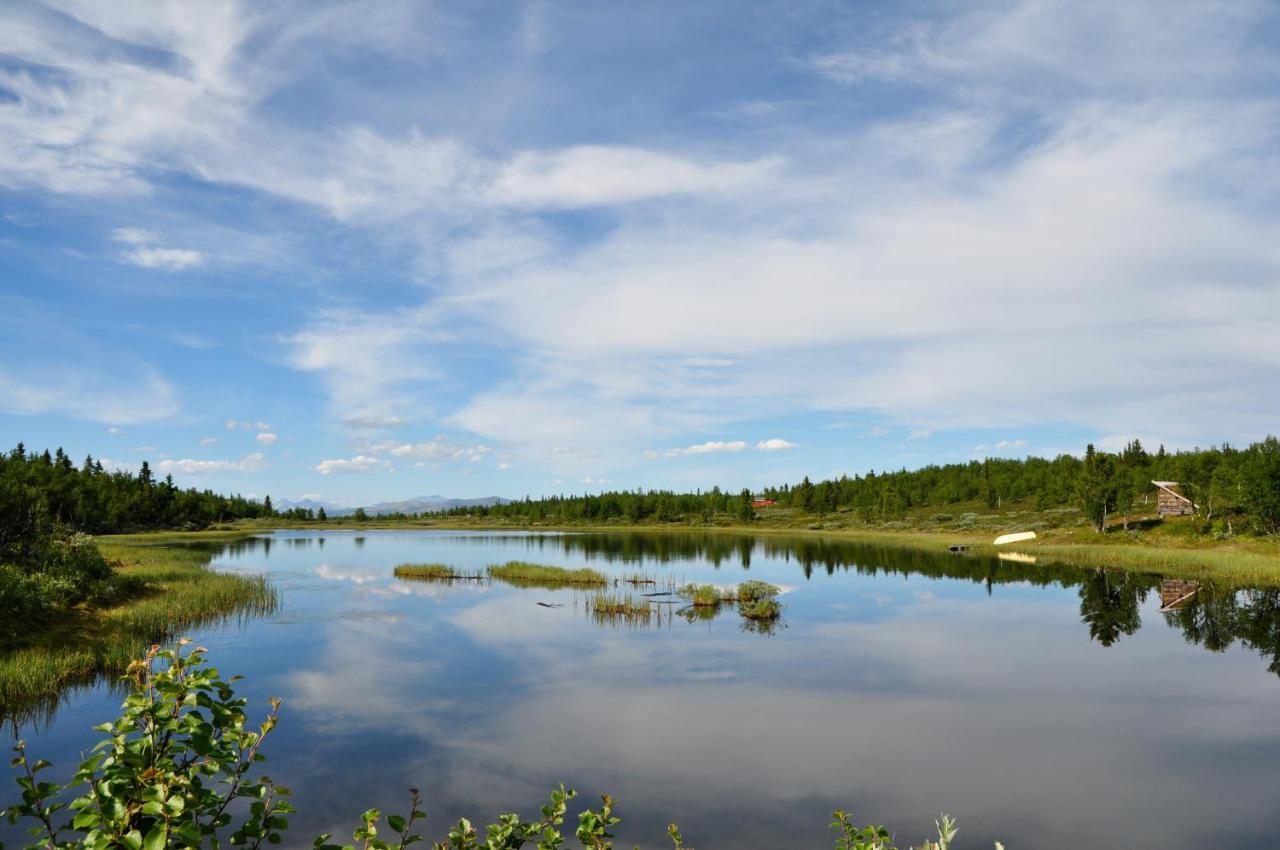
275, 495, 509, 517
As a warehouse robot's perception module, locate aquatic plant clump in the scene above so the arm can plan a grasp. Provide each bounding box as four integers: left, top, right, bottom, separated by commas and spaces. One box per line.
393, 563, 481, 581
487, 561, 608, 587
586, 592, 662, 625
4, 645, 995, 850
735, 580, 780, 604
739, 598, 783, 621
679, 583, 724, 607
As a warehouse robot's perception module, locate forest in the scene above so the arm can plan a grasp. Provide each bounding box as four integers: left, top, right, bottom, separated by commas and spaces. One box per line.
440, 437, 1280, 535
4, 437, 1280, 544
0, 442, 273, 539
0, 443, 274, 647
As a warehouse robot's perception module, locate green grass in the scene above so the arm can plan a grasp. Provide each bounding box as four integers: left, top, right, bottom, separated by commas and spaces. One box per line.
486, 561, 608, 588
0, 538, 276, 718
393, 563, 481, 581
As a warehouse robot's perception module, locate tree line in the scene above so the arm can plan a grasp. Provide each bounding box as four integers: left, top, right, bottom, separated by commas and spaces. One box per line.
3, 436, 1278, 537
0, 443, 274, 538
441, 437, 1280, 535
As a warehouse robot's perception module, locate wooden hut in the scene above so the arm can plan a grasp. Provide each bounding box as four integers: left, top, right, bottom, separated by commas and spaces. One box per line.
1152, 481, 1195, 517
1159, 579, 1200, 612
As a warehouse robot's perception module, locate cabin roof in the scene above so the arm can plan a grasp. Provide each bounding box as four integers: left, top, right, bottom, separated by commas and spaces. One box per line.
1152, 480, 1194, 503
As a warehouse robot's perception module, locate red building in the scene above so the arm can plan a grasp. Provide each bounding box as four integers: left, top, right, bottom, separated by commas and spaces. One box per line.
751, 499, 777, 508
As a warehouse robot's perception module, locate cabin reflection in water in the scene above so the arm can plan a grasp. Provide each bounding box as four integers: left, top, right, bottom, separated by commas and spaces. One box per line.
1159, 579, 1200, 612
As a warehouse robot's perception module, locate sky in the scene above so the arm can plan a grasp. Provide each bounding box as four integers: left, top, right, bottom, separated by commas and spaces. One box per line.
1, 0, 1279, 506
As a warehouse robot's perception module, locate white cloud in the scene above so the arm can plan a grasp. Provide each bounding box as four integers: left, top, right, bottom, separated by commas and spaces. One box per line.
0, 364, 177, 425
119, 246, 205, 271
286, 306, 443, 429
356, 437, 491, 463
157, 452, 267, 475
488, 146, 780, 208
110, 227, 205, 271
3, 0, 1279, 458
314, 455, 394, 475
110, 227, 157, 245
995, 439, 1027, 450
341, 415, 409, 430
200, 436, 218, 446
432, 4, 1279, 454
756, 438, 798, 451
107, 426, 123, 436
256, 432, 279, 445
648, 440, 747, 459
225, 419, 272, 431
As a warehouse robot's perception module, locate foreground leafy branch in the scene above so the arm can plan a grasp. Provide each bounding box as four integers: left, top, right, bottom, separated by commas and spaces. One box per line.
5, 645, 1003, 849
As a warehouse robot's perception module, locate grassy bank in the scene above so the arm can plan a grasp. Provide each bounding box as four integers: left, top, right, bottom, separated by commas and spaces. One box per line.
0, 534, 276, 717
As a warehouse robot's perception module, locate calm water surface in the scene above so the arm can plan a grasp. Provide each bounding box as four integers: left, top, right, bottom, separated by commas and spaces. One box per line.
7, 530, 1280, 848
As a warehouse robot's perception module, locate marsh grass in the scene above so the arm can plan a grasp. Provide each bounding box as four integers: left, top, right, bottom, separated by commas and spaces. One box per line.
0, 539, 277, 718
487, 561, 608, 588
586, 592, 663, 626
393, 563, 483, 581
1028, 542, 1280, 584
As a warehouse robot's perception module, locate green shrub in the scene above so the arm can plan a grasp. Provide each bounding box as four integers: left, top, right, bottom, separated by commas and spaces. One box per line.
739, 598, 782, 621
43, 532, 112, 592
0, 566, 61, 638
736, 581, 780, 604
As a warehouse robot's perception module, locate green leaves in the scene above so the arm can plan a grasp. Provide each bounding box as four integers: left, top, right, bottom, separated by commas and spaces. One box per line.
4, 643, 290, 850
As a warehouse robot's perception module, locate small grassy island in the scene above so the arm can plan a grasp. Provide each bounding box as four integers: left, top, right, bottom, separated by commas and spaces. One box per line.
486, 561, 609, 587
393, 563, 483, 581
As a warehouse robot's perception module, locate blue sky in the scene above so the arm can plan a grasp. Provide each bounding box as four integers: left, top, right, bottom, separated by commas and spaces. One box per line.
2, 0, 1278, 505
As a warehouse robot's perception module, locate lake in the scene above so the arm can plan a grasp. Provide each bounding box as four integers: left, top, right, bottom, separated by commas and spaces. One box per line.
6, 530, 1280, 848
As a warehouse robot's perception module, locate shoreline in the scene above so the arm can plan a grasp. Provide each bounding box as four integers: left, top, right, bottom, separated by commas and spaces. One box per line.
100, 519, 1280, 586
0, 535, 275, 718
